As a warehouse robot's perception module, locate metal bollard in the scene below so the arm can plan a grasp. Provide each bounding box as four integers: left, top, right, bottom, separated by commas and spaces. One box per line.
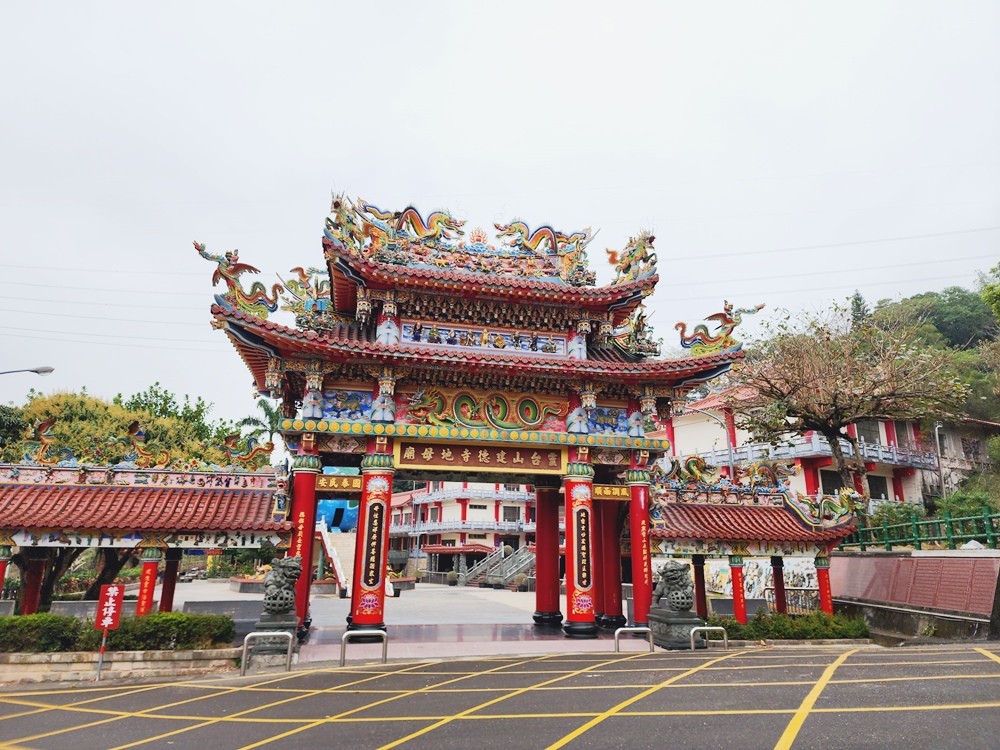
689, 626, 728, 651
340, 629, 389, 667
613, 626, 654, 652
241, 631, 295, 676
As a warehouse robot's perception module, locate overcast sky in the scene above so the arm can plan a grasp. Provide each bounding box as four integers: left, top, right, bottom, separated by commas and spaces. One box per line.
1, 1, 998, 427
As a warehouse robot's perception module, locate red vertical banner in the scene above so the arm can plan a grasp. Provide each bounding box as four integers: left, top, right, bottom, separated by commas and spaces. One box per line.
730, 556, 747, 624
816, 555, 834, 615
135, 550, 160, 616
563, 447, 597, 638
350, 462, 394, 631
96, 584, 126, 630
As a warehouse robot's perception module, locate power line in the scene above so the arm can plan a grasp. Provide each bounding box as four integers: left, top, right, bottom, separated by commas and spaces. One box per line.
0, 331, 228, 353
0, 307, 206, 327
0, 324, 218, 344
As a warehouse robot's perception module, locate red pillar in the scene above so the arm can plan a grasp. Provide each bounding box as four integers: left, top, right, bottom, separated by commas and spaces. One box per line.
158, 549, 183, 613
290, 442, 321, 628
136, 548, 161, 616
591, 496, 606, 625
692, 554, 708, 620
600, 499, 626, 628
664, 417, 676, 457
563, 448, 597, 638
533, 487, 562, 626
730, 555, 747, 624
349, 439, 395, 631
802, 459, 820, 496
816, 555, 834, 615
628, 454, 653, 627
20, 551, 47, 615
770, 556, 787, 614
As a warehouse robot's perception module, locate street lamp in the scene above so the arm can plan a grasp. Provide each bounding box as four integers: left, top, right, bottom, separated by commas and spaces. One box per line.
0, 366, 54, 376
672, 402, 736, 479
934, 422, 946, 499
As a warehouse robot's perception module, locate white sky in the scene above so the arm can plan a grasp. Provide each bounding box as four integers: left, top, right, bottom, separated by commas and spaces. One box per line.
1, 1, 998, 426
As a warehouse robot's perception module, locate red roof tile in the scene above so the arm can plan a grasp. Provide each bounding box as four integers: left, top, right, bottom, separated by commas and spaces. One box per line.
0, 484, 290, 533
650, 503, 854, 543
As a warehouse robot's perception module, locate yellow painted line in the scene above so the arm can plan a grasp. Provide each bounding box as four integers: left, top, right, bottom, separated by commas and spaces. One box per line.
975, 647, 1000, 666
371, 651, 656, 750
545, 651, 745, 750
106, 659, 448, 750
832, 673, 1000, 685
237, 653, 565, 750
773, 649, 858, 750
811, 700, 1000, 713
4, 661, 433, 747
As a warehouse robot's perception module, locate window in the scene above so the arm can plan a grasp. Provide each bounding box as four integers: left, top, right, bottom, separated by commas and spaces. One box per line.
469, 504, 487, 510
867, 475, 889, 500
503, 484, 520, 491
429, 507, 439, 522
962, 438, 983, 461
820, 470, 842, 495
468, 533, 487, 540
857, 420, 880, 444
894, 421, 912, 448
503, 506, 520, 522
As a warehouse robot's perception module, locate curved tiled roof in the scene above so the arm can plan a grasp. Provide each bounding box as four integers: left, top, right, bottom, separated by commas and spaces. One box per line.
650, 503, 855, 543
0, 483, 290, 533
212, 305, 743, 386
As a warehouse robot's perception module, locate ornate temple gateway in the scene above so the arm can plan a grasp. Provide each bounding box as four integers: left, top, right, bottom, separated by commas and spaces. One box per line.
201, 195, 755, 638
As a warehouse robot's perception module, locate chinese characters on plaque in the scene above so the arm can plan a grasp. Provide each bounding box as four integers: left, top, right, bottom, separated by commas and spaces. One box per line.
395, 441, 565, 475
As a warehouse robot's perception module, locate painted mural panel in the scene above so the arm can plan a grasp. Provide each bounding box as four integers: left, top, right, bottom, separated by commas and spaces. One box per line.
587, 406, 630, 435
321, 389, 374, 421
402, 321, 566, 356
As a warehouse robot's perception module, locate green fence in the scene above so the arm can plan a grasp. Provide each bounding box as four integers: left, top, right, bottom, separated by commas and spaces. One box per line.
839, 509, 1000, 551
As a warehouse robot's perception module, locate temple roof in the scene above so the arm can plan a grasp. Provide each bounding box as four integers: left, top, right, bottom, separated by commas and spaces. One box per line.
649, 503, 855, 544
212, 304, 743, 393
326, 251, 657, 321
0, 483, 289, 534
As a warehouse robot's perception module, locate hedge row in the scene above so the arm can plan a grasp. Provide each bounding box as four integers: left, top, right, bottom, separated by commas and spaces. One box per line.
706, 611, 869, 640
0, 612, 235, 652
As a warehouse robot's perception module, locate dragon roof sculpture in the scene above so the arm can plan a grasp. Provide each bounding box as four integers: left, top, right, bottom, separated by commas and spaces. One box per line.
322, 194, 660, 289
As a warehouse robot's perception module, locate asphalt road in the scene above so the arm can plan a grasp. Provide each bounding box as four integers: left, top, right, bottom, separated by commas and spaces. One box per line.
2, 644, 999, 750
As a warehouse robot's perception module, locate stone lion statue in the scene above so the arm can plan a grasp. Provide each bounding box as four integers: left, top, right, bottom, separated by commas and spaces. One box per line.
263, 556, 302, 615
652, 560, 695, 612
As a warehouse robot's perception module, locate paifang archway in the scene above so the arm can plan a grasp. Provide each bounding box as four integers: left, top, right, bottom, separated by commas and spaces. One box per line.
202, 196, 745, 638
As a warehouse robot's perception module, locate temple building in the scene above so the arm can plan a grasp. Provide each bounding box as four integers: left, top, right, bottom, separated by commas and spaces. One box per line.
200, 196, 762, 636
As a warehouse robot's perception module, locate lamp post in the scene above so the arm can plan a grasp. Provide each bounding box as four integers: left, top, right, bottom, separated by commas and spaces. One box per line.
934, 422, 946, 499
0, 367, 54, 376
672, 402, 736, 479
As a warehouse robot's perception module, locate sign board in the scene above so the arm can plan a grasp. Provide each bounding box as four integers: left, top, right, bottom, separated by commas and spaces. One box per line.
394, 440, 566, 475
315, 475, 363, 492
593, 484, 631, 501
95, 584, 125, 631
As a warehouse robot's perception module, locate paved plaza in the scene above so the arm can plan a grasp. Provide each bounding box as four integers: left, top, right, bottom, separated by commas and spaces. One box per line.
1, 582, 999, 749
1, 645, 999, 749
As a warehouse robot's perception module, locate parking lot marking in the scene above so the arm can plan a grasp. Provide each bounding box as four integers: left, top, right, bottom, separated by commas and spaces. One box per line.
976, 647, 1000, 666
544, 650, 746, 750
773, 649, 858, 750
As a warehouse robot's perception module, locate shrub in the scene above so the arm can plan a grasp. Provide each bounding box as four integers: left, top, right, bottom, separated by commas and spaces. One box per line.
0, 613, 234, 652
0, 614, 83, 652
867, 501, 925, 528
936, 489, 997, 518
82, 613, 235, 651
706, 611, 868, 640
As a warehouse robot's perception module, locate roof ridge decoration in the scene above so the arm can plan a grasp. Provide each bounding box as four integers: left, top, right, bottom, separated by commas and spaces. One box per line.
323, 193, 663, 288
675, 300, 766, 355
650, 455, 856, 532
195, 241, 284, 318
15, 416, 274, 473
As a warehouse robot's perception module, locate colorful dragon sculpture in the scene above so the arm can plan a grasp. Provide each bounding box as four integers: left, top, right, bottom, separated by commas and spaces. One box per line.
118, 421, 170, 469
194, 242, 283, 318
738, 459, 797, 490
605, 231, 657, 283
786, 488, 858, 529
406, 390, 567, 431
21, 417, 63, 466
221, 434, 274, 469
676, 300, 765, 355
654, 455, 718, 484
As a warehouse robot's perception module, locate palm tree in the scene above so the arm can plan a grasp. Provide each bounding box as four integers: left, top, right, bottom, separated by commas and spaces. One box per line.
237, 397, 284, 448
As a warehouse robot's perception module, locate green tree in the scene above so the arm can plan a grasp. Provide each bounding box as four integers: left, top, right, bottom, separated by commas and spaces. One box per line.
4, 386, 239, 610
849, 290, 870, 328
730, 307, 969, 494
0, 403, 25, 450
982, 262, 1000, 322
237, 397, 284, 447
